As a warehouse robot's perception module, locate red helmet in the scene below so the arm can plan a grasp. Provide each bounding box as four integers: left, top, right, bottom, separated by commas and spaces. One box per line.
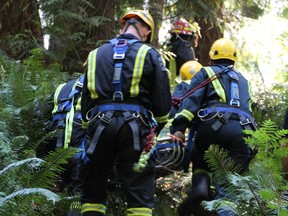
170, 18, 193, 35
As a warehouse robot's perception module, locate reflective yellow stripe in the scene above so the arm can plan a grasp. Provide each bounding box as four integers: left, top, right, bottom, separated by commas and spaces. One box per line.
155, 113, 169, 124
203, 67, 226, 103
175, 109, 194, 122
75, 96, 81, 111
81, 203, 106, 214
130, 45, 151, 97
169, 57, 177, 89
87, 49, 99, 99
52, 83, 66, 114
127, 207, 153, 216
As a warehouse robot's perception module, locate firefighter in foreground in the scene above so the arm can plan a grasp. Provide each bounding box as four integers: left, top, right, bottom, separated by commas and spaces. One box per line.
170, 38, 257, 215
79, 10, 171, 216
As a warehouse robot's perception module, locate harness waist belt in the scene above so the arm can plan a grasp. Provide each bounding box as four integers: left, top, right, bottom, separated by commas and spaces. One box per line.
94, 104, 147, 115
198, 106, 253, 120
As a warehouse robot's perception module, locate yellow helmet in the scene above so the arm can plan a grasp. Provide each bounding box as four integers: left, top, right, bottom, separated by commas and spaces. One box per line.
120, 10, 155, 43
180, 60, 203, 80
209, 38, 238, 62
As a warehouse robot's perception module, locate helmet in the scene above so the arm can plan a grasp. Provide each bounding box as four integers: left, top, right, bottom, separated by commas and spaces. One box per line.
120, 10, 155, 43
170, 18, 193, 35
209, 38, 238, 61
180, 60, 203, 80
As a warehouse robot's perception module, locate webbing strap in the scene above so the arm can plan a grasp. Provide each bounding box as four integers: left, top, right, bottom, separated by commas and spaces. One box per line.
228, 70, 240, 107
93, 104, 147, 115
86, 111, 114, 156
198, 106, 252, 119
110, 38, 138, 101
123, 111, 140, 151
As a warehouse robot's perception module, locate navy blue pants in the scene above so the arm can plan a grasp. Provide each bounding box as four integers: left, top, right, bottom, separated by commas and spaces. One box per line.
80, 111, 155, 210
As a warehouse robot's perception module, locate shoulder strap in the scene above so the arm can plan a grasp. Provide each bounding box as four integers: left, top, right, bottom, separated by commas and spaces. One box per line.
228, 70, 240, 107
171, 65, 233, 109
109, 38, 139, 101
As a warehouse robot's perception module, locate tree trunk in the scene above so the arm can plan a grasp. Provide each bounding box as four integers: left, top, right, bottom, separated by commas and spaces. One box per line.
194, 20, 222, 66
46, 0, 115, 73
0, 0, 43, 59
149, 0, 164, 48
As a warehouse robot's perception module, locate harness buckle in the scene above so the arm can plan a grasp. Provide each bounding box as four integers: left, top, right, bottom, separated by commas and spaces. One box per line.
99, 112, 113, 124
113, 91, 123, 101
217, 113, 229, 124
113, 53, 125, 60
229, 72, 239, 81
230, 99, 240, 107
115, 39, 127, 47
240, 117, 252, 126
197, 109, 208, 118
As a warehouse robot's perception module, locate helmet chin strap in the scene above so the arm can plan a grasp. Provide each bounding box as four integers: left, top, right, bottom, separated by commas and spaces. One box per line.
123, 19, 144, 41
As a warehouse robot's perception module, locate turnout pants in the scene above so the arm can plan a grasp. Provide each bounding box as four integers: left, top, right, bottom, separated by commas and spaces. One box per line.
80, 110, 155, 216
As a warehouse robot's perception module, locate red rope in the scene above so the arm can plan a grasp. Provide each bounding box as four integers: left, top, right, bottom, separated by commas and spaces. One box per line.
171, 65, 233, 110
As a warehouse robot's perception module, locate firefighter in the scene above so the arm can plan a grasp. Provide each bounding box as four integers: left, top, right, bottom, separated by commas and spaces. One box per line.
167, 18, 198, 85
169, 60, 203, 119
170, 38, 257, 215
79, 9, 171, 216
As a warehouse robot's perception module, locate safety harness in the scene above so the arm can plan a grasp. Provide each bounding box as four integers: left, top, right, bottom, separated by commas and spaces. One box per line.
86, 38, 157, 157
197, 66, 256, 131
50, 75, 84, 148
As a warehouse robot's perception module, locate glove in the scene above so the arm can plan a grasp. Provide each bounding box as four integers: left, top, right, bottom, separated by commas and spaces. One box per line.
168, 131, 185, 146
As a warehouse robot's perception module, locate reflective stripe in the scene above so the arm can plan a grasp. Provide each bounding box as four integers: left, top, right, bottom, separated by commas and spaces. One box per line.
130, 45, 151, 97
169, 57, 177, 87
203, 67, 226, 103
81, 203, 106, 214
64, 103, 74, 148
175, 109, 194, 122
127, 207, 152, 216
87, 49, 99, 99
75, 96, 81, 111
52, 83, 66, 114
155, 113, 169, 124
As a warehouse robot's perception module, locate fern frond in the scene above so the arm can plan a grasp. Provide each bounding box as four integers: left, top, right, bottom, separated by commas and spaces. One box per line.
30, 147, 79, 188
204, 144, 242, 184
0, 157, 43, 176
0, 188, 59, 206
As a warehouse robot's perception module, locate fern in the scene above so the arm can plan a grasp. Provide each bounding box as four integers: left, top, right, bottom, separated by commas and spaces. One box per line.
202, 120, 288, 215
204, 144, 242, 185
30, 147, 79, 189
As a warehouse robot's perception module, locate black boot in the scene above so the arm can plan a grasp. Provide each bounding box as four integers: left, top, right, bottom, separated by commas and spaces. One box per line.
178, 169, 211, 216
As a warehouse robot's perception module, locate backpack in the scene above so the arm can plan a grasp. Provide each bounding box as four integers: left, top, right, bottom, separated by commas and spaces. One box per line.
48, 75, 85, 149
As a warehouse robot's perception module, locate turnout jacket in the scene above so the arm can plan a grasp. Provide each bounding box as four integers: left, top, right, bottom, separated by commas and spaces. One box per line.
171, 64, 253, 133
81, 33, 171, 125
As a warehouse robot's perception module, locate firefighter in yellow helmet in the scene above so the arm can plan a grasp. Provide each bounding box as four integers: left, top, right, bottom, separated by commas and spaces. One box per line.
170, 38, 257, 215
79, 9, 171, 216
169, 60, 202, 119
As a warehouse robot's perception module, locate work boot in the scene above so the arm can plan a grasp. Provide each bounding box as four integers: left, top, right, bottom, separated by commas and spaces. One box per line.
178, 169, 211, 216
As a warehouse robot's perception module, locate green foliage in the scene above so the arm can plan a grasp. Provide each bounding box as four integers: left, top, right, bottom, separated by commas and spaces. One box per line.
202, 120, 288, 215
0, 47, 79, 214
204, 145, 242, 185
0, 147, 78, 215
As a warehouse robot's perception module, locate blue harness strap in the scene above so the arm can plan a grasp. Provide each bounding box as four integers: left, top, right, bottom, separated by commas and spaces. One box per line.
198, 106, 253, 120
92, 103, 147, 115
109, 38, 138, 101
228, 70, 240, 107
